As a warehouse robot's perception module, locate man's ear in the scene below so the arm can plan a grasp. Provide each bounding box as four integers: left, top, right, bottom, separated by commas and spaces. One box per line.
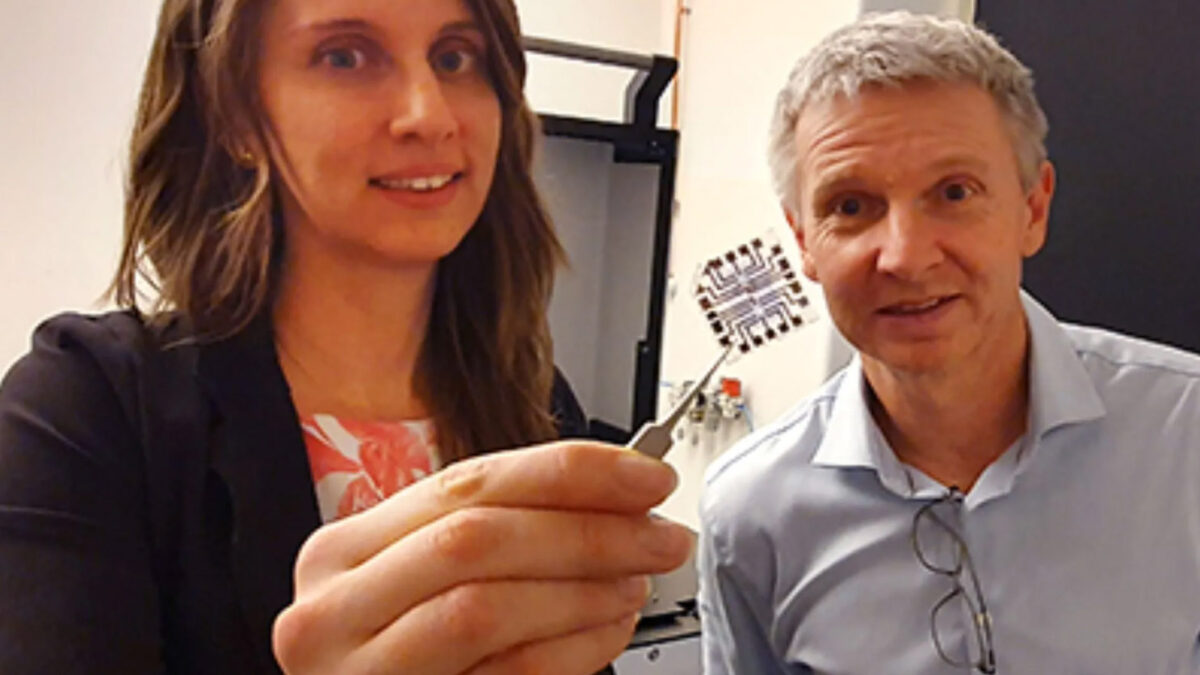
784, 204, 819, 282
1021, 160, 1055, 258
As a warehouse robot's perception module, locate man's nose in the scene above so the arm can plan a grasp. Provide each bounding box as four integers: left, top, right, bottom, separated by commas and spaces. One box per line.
387, 67, 457, 143
874, 203, 944, 279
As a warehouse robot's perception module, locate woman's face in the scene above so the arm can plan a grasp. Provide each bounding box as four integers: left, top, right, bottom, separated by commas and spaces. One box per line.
257, 0, 502, 268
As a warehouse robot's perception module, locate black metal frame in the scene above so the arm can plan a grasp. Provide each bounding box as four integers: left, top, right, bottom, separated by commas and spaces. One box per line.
524, 37, 679, 437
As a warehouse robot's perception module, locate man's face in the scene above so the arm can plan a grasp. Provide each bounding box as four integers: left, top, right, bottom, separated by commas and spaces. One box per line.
788, 81, 1054, 376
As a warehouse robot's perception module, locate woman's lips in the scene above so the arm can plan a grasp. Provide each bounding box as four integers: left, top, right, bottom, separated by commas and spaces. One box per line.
369, 172, 463, 209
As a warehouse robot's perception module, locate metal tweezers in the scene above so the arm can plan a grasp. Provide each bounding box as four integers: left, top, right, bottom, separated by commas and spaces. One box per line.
627, 346, 732, 459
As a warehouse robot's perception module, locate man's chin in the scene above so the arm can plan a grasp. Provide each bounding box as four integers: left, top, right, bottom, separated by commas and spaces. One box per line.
860, 341, 959, 378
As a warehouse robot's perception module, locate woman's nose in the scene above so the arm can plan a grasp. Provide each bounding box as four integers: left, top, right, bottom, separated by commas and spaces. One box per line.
387, 67, 457, 143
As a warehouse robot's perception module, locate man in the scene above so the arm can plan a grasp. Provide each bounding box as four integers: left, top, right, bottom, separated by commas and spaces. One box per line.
698, 11, 1200, 674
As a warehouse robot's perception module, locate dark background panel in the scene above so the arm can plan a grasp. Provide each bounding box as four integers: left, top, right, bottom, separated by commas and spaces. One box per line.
977, 0, 1200, 353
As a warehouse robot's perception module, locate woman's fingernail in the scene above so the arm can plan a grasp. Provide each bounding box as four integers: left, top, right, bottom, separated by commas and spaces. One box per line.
618, 575, 651, 602
618, 451, 678, 495
639, 518, 690, 558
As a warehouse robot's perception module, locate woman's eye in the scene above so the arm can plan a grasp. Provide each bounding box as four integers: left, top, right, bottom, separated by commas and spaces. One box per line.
432, 47, 478, 75
320, 47, 368, 70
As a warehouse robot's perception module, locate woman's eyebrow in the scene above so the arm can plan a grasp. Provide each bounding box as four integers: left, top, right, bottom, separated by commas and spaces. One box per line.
290, 17, 374, 36
289, 18, 483, 40
437, 20, 484, 38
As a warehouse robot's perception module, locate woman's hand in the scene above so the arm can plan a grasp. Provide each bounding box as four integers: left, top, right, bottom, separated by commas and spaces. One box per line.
272, 441, 692, 674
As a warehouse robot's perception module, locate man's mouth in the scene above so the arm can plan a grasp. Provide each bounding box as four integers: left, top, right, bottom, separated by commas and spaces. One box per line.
878, 295, 958, 316
369, 173, 462, 192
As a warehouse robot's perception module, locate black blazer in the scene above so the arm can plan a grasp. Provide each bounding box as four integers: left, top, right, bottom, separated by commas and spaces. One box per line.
0, 311, 586, 674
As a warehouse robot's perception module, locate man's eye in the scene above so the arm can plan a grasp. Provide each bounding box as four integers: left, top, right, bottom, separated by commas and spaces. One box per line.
836, 197, 864, 216
320, 47, 368, 70
942, 182, 973, 202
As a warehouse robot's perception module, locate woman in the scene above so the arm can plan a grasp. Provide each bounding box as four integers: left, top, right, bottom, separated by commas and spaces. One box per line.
0, 0, 692, 673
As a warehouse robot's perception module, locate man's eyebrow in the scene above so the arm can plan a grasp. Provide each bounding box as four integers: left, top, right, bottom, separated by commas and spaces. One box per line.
924, 154, 991, 175
808, 154, 990, 200
808, 173, 867, 209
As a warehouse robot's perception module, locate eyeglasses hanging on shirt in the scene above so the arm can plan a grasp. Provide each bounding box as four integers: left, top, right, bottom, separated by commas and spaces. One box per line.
911, 488, 997, 674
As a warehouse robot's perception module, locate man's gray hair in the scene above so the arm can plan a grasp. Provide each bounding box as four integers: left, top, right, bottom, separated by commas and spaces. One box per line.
768, 11, 1049, 212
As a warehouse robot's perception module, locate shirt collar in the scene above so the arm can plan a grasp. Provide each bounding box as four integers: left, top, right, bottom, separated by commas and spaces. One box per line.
812, 356, 875, 470
811, 290, 1107, 478
811, 356, 920, 494
1021, 290, 1107, 436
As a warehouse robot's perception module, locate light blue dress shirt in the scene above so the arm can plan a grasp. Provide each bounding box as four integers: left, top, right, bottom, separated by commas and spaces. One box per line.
699, 292, 1200, 674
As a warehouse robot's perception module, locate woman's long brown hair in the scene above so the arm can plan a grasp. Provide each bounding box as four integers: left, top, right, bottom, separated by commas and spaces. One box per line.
112, 0, 565, 461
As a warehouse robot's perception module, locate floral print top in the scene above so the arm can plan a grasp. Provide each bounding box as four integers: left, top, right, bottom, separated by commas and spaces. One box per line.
299, 414, 440, 523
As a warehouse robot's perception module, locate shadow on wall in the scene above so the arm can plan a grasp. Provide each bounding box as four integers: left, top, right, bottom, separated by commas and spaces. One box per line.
824, 322, 856, 379
857, 0, 976, 20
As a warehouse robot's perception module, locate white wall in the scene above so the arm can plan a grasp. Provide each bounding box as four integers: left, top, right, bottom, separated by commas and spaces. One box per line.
0, 1, 159, 373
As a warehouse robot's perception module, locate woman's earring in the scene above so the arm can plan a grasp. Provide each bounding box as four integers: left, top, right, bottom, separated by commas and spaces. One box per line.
232, 146, 257, 167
